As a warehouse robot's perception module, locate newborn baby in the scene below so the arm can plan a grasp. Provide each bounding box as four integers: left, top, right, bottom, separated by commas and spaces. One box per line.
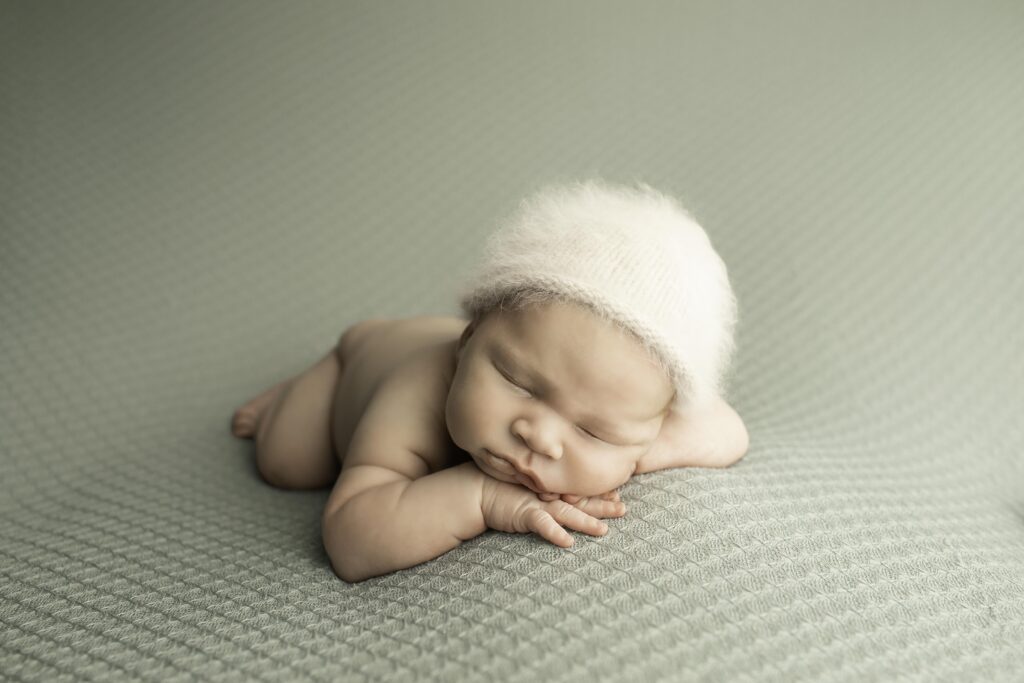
231, 179, 748, 582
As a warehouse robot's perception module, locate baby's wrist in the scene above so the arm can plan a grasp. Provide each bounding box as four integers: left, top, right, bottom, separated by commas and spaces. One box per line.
450, 461, 489, 540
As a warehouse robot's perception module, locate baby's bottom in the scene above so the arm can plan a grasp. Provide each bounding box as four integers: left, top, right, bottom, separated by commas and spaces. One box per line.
231, 340, 344, 489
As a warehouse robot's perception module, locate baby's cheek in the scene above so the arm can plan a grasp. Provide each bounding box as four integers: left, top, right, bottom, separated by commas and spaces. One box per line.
599, 454, 641, 492
445, 378, 488, 450
444, 389, 471, 448
561, 458, 628, 497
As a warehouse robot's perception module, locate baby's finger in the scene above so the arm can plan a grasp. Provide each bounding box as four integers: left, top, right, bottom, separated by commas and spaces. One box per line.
599, 491, 621, 503
576, 496, 627, 519
560, 494, 582, 505
549, 501, 608, 538
537, 492, 561, 502
523, 507, 574, 547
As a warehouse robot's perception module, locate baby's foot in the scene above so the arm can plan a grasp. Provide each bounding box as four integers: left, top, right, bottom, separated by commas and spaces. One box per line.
231, 379, 290, 438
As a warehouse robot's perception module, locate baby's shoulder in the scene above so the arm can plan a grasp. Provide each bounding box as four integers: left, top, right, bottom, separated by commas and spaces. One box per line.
387, 336, 457, 404
364, 316, 463, 402
345, 335, 465, 475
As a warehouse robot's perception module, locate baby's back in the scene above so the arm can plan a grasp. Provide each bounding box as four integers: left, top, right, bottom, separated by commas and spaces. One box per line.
331, 315, 467, 468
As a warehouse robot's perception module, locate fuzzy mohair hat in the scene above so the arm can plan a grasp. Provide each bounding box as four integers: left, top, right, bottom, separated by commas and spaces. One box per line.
458, 178, 738, 411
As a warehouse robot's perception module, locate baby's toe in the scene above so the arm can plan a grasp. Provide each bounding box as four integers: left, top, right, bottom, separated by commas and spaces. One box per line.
231, 409, 257, 438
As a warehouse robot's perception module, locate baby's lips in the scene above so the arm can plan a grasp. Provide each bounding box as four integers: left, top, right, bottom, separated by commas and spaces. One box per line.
516, 472, 545, 493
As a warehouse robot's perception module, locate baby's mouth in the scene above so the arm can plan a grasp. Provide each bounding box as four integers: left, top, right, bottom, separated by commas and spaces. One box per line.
515, 473, 545, 494
483, 449, 546, 493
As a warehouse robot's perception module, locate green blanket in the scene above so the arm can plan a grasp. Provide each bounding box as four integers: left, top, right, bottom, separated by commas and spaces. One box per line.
2, 1, 1022, 680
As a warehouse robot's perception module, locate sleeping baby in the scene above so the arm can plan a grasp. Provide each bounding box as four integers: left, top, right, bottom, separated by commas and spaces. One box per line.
231, 178, 749, 582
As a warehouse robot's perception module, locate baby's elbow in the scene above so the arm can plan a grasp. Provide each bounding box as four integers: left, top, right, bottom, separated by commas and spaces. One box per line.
322, 506, 367, 583
324, 533, 374, 583
328, 554, 367, 584
727, 418, 750, 466
711, 405, 749, 468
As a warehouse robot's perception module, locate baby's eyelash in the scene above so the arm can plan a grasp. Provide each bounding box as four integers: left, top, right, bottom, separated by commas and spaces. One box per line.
578, 426, 606, 443
508, 378, 530, 393
497, 367, 532, 395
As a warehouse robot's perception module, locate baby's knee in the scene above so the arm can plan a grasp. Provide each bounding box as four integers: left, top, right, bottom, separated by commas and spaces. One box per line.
256, 447, 336, 490
256, 450, 300, 489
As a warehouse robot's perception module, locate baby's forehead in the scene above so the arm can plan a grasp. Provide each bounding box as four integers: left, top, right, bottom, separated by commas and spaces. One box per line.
487, 309, 658, 365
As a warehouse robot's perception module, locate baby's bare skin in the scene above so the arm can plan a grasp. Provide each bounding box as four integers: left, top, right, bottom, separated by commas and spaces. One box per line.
232, 302, 748, 581
330, 315, 469, 472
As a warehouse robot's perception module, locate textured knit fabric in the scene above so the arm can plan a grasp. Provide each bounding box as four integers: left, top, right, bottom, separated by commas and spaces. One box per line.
458, 178, 737, 411
2, 1, 1024, 682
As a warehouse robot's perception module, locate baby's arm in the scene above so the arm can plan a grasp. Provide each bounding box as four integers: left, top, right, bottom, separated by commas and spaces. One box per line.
634, 396, 749, 474
323, 460, 487, 583
321, 350, 488, 582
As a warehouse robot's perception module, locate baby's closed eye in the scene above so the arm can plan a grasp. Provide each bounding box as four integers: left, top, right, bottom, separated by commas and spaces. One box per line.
493, 362, 532, 394
491, 358, 626, 447
576, 425, 608, 443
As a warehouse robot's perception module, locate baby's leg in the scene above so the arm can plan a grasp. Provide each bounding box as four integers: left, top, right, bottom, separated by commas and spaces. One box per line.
231, 343, 343, 490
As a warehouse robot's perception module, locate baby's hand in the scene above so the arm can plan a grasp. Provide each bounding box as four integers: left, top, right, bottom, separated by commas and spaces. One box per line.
538, 491, 626, 518
481, 478, 619, 547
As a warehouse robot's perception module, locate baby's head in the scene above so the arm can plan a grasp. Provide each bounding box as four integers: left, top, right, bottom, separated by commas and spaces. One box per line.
446, 178, 737, 496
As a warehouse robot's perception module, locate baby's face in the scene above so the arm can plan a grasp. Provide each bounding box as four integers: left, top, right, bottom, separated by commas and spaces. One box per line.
446, 300, 675, 497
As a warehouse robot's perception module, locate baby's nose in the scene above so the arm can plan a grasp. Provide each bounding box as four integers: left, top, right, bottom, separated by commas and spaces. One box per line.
512, 418, 563, 460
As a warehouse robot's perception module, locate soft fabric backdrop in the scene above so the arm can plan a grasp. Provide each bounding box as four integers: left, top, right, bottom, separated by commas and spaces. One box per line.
2, 1, 1022, 681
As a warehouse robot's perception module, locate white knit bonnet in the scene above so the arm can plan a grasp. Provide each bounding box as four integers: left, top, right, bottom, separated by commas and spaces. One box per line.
458, 178, 738, 411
